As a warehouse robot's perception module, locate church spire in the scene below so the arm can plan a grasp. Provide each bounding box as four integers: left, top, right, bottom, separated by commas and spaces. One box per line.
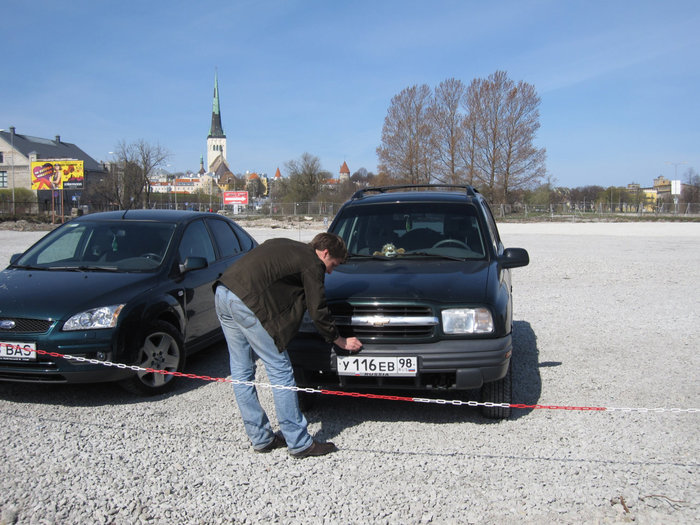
208, 70, 225, 138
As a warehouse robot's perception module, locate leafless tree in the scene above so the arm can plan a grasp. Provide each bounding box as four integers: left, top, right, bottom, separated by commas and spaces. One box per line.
429, 78, 466, 184
499, 79, 546, 202
464, 71, 545, 202
465, 72, 507, 201
377, 84, 434, 184
109, 140, 170, 209
284, 152, 330, 202
134, 139, 170, 208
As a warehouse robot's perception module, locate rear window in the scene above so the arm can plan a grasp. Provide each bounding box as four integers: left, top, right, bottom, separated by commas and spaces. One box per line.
332, 202, 486, 259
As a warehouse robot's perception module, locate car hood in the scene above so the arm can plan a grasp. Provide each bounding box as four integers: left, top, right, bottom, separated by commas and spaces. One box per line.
0, 269, 160, 320
325, 258, 491, 304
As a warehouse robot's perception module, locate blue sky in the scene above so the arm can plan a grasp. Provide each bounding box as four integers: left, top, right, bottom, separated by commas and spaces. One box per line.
3, 0, 699, 188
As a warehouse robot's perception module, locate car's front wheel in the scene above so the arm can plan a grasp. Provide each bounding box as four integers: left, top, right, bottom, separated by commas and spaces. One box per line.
119, 321, 185, 395
480, 362, 512, 420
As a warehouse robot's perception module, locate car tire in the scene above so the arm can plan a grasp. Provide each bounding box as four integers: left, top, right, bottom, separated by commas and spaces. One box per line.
480, 362, 512, 420
119, 321, 185, 396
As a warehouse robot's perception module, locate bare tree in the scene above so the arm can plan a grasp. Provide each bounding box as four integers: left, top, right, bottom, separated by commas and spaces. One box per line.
459, 107, 480, 186
429, 78, 466, 184
499, 79, 546, 202
463, 71, 545, 203
109, 140, 170, 209
376, 84, 434, 184
134, 139, 170, 208
284, 152, 330, 202
682, 167, 699, 204
465, 72, 508, 201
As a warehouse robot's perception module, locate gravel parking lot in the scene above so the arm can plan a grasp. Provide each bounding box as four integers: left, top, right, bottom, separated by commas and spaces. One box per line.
0, 221, 698, 524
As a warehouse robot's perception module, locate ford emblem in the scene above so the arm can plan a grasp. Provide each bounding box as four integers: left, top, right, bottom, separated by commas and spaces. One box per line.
0, 320, 16, 330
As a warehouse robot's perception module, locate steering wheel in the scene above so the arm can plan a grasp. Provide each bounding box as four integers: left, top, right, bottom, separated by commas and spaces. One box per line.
432, 239, 470, 249
140, 253, 162, 262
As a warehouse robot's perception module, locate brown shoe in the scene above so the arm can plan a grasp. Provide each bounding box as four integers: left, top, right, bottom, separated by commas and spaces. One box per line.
290, 440, 338, 459
254, 433, 286, 453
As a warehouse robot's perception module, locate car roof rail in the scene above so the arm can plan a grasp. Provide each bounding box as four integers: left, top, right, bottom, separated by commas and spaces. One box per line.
350, 184, 478, 200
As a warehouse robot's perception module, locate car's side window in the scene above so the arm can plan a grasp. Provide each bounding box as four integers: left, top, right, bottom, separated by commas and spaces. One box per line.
178, 220, 216, 264
206, 218, 242, 259
479, 200, 501, 254
231, 223, 255, 252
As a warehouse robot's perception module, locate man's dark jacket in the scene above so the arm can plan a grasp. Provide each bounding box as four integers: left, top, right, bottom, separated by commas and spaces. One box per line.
216, 238, 339, 351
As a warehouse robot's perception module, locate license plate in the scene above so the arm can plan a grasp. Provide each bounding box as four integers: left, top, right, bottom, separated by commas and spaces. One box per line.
0, 341, 37, 361
337, 356, 417, 377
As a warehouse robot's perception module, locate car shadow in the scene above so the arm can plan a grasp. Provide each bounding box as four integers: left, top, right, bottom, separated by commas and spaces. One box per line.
302, 320, 542, 442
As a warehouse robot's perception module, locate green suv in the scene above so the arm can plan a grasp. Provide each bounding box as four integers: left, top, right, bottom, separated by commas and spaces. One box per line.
288, 185, 529, 419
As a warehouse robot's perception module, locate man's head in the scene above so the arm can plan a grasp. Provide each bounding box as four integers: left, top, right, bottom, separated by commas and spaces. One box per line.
310, 232, 347, 274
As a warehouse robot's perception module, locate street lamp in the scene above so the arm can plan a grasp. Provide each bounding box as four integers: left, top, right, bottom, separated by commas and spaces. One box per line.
2, 127, 16, 215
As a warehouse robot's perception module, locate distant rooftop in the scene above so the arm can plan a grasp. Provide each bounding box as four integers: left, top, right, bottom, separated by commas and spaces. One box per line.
0, 128, 104, 171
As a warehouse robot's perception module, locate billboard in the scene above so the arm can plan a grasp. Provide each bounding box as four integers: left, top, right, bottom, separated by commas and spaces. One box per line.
671, 180, 682, 196
223, 191, 249, 205
31, 160, 85, 190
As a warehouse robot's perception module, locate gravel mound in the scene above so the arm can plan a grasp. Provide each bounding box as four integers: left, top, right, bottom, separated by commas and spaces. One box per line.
0, 222, 698, 523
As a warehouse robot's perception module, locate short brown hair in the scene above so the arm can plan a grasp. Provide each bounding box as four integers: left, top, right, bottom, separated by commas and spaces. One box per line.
310, 232, 348, 261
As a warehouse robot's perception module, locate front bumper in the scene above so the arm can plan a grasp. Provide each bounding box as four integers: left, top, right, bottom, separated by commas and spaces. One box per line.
0, 329, 133, 384
287, 334, 512, 390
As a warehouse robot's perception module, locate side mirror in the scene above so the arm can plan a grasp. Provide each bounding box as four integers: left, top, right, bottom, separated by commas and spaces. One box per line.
9, 253, 22, 265
499, 247, 529, 269
179, 256, 208, 274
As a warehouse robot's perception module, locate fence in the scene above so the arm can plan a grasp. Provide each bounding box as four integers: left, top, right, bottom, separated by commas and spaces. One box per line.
494, 202, 700, 219
1, 199, 698, 222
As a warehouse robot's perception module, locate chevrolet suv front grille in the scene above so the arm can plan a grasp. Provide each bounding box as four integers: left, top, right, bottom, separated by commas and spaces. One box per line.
330, 303, 437, 339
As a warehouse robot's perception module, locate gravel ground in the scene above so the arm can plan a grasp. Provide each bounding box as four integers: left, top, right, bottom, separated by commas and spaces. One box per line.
0, 222, 698, 524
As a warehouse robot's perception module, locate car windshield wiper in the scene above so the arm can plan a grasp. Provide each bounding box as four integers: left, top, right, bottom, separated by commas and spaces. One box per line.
48, 265, 121, 272
347, 253, 393, 260
11, 263, 47, 270
403, 252, 466, 261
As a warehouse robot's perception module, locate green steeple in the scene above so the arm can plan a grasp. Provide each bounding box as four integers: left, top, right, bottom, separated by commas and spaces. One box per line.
208, 70, 225, 138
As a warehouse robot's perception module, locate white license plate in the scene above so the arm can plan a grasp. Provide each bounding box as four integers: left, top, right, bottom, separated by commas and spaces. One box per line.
337, 356, 417, 377
0, 341, 37, 361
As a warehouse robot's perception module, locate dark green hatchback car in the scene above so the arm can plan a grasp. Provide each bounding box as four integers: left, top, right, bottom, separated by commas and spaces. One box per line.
288, 185, 529, 418
0, 209, 256, 394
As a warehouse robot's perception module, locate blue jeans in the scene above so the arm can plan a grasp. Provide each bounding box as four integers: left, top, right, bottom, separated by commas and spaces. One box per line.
214, 285, 313, 453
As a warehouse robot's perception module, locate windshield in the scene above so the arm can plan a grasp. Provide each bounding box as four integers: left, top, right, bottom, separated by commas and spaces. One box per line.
13, 220, 177, 272
332, 202, 486, 259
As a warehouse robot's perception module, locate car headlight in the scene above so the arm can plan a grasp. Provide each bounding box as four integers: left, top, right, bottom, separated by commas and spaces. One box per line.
63, 304, 126, 331
298, 310, 319, 333
442, 308, 493, 334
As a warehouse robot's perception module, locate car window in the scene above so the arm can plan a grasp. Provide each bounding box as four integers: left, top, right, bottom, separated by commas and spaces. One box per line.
231, 223, 255, 252
206, 218, 241, 258
178, 220, 216, 264
332, 202, 486, 259
35, 225, 84, 264
479, 200, 501, 254
19, 221, 176, 270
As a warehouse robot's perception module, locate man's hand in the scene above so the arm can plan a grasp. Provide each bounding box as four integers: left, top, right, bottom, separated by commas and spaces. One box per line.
334, 336, 363, 353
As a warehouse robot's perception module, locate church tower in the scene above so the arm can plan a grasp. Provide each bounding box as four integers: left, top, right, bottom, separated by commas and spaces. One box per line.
207, 70, 227, 171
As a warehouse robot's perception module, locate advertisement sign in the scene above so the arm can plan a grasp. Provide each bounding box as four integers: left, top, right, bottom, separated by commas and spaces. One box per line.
671, 180, 681, 196
223, 191, 249, 205
31, 160, 84, 190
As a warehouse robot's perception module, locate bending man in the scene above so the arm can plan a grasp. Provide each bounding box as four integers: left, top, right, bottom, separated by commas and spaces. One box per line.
214, 232, 362, 458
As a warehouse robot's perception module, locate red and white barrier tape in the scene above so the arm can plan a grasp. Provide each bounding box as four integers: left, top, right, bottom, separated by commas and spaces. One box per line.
33, 349, 699, 413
